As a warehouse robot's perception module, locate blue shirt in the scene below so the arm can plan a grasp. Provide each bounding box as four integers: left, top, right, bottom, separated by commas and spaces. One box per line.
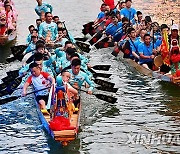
97, 12, 105, 20
106, 22, 122, 36
24, 42, 36, 54
38, 21, 58, 41
138, 42, 156, 64
68, 70, 95, 92
35, 3, 53, 17
131, 38, 143, 55
120, 8, 137, 25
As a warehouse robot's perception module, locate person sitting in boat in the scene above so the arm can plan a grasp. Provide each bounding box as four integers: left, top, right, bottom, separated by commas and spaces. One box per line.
26, 25, 35, 44
0, 10, 7, 35
62, 28, 76, 44
38, 12, 58, 41
60, 52, 93, 78
22, 62, 55, 113
131, 28, 147, 61
105, 15, 122, 40
138, 33, 158, 70
169, 24, 179, 46
68, 58, 95, 107
35, 0, 53, 18
120, 0, 137, 25
36, 18, 42, 31
94, 3, 107, 25
121, 27, 138, 60
55, 27, 68, 47
4, 2, 17, 28
52, 15, 59, 24
170, 39, 180, 79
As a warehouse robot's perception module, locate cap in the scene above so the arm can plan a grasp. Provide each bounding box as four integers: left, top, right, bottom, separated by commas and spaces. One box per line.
171, 24, 179, 30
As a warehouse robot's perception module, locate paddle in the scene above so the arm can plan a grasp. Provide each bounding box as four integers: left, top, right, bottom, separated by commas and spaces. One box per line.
0, 87, 50, 105
93, 78, 115, 88
90, 64, 111, 71
6, 69, 19, 77
74, 37, 88, 42
93, 72, 112, 78
80, 89, 117, 103
96, 86, 118, 93
75, 41, 91, 53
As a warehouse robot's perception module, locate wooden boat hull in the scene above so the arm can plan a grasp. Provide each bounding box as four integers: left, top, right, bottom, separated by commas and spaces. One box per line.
0, 30, 17, 46
117, 51, 180, 86
35, 86, 81, 146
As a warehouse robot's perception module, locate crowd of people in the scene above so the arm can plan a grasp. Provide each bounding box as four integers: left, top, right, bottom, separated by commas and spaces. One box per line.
20, 0, 95, 117
90, 0, 179, 79
0, 0, 17, 35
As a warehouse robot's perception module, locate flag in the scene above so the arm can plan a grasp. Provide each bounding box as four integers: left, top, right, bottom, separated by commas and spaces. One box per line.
160, 31, 170, 66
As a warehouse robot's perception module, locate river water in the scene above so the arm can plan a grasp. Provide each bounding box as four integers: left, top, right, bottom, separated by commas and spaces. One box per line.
0, 0, 179, 154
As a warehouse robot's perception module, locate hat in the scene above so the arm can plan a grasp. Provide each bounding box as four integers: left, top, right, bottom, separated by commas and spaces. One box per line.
171, 24, 179, 30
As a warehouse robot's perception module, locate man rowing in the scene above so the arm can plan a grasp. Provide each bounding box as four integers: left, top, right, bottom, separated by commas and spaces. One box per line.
138, 33, 158, 70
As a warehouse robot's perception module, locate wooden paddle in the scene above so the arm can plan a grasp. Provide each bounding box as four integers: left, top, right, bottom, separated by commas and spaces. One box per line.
80, 89, 117, 103
0, 87, 50, 105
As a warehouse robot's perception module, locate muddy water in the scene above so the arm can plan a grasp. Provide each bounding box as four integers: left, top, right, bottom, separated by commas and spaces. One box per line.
0, 0, 179, 153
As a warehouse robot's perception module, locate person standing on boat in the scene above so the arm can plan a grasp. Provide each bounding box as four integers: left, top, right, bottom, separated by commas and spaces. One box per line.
102, 0, 115, 10
22, 62, 55, 112
138, 33, 158, 70
38, 12, 58, 42
120, 0, 137, 25
35, 0, 53, 18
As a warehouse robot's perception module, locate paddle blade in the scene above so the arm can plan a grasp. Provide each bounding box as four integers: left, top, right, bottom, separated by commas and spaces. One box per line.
75, 41, 91, 53
0, 82, 7, 91
6, 69, 19, 77
89, 31, 103, 45
94, 78, 115, 88
0, 96, 18, 105
6, 56, 17, 63
6, 76, 23, 95
75, 37, 88, 42
92, 65, 111, 71
111, 46, 121, 57
0, 89, 9, 97
94, 93, 117, 103
11, 45, 27, 56
95, 41, 114, 49
96, 86, 118, 93
1, 76, 15, 83
93, 73, 112, 78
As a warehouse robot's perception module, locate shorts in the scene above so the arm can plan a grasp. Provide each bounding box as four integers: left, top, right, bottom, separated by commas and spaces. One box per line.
36, 95, 49, 105
140, 61, 153, 70
160, 64, 171, 73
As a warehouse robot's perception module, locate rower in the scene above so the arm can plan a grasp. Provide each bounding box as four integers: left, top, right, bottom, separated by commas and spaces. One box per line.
38, 12, 58, 42
94, 3, 107, 25
26, 25, 35, 44
68, 59, 95, 106
131, 28, 147, 61
120, 0, 137, 25
36, 18, 42, 31
138, 33, 157, 70
55, 27, 68, 47
35, 0, 53, 18
22, 62, 55, 113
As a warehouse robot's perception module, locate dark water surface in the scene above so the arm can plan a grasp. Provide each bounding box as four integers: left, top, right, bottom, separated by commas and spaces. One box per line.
0, 0, 179, 154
